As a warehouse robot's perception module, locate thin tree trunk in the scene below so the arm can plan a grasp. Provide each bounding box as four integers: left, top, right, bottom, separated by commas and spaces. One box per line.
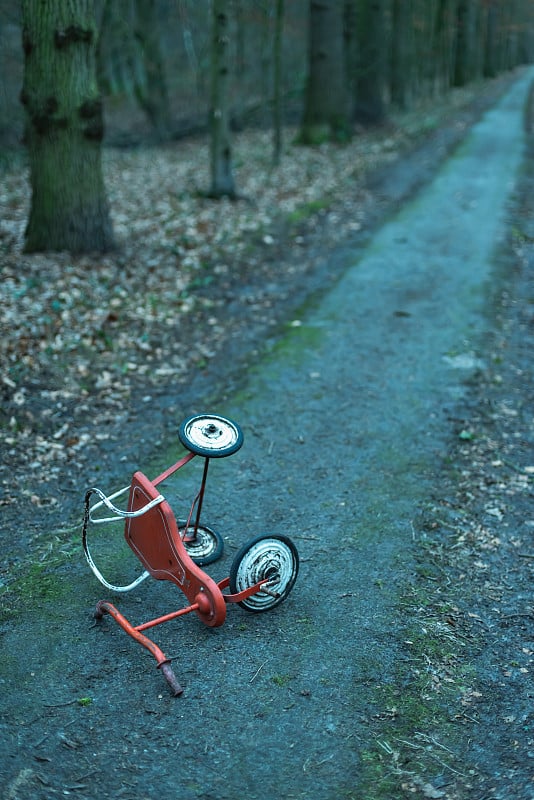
21, 0, 114, 253
390, 0, 413, 110
272, 0, 284, 164
260, 2, 273, 126
209, 0, 236, 198
133, 0, 172, 139
97, 0, 138, 101
232, 0, 246, 131
454, 0, 476, 86
433, 0, 457, 95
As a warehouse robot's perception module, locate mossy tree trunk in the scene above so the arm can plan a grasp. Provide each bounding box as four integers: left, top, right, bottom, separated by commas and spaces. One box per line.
209, 0, 236, 198
21, 0, 114, 253
300, 0, 350, 145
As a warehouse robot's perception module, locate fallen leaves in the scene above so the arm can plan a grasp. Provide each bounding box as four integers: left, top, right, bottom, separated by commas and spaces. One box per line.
0, 78, 527, 570
0, 119, 423, 485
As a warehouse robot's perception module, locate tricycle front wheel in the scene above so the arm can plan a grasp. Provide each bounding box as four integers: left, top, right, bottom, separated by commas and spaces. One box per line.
229, 534, 299, 612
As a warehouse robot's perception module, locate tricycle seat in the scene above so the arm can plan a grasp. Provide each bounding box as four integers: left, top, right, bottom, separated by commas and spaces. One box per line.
125, 471, 227, 626
125, 471, 188, 586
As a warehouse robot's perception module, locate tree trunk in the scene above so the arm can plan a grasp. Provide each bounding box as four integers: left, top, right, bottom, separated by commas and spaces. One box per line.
483, 1, 498, 78
431, 0, 457, 95
133, 0, 172, 139
518, 0, 534, 64
97, 0, 136, 98
300, 0, 350, 145
260, 2, 274, 127
209, 0, 236, 198
390, 0, 414, 110
454, 0, 478, 86
343, 0, 358, 100
232, 0, 246, 131
272, 0, 284, 164
21, 0, 113, 253
353, 0, 388, 126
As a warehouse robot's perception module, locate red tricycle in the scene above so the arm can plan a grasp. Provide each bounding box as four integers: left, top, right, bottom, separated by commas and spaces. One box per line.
82, 413, 299, 696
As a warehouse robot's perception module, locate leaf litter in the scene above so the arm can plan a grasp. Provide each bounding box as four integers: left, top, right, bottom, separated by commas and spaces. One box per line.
0, 90, 480, 493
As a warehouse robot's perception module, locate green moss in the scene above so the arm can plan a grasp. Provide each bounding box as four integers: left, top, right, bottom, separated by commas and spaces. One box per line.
286, 198, 331, 225
296, 116, 351, 146
0, 524, 86, 621
357, 580, 477, 796
1, 563, 73, 618
295, 123, 332, 146
271, 673, 292, 687
359, 750, 401, 799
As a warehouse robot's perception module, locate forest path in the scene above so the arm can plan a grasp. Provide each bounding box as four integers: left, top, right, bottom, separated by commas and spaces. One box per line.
1, 68, 533, 800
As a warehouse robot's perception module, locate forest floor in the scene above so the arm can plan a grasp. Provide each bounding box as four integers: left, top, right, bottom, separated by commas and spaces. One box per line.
0, 72, 527, 528
0, 69, 533, 800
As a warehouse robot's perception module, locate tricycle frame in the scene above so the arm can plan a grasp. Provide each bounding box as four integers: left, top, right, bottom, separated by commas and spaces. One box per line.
83, 413, 299, 696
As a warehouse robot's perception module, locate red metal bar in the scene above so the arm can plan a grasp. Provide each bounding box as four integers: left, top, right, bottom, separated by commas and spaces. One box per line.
218, 577, 271, 603
94, 575, 273, 697
95, 600, 183, 696
152, 452, 196, 486
135, 602, 200, 632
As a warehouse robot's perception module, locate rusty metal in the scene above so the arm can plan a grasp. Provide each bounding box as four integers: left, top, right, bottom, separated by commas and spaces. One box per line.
95, 600, 183, 696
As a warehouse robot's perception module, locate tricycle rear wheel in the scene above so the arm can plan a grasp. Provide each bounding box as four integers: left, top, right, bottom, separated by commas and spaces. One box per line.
180, 522, 224, 565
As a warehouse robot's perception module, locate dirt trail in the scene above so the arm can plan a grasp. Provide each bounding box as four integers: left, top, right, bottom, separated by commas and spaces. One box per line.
1, 69, 533, 800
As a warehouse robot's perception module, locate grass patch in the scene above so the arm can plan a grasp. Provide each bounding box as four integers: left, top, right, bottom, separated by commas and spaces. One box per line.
286, 197, 331, 226
271, 673, 293, 687
357, 574, 480, 798
0, 562, 75, 622
0, 513, 87, 621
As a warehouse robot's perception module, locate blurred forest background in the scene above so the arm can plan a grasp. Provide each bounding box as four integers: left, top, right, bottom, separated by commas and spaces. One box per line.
2, 0, 533, 255
1, 0, 532, 255
2, 1, 533, 150
1, 0, 533, 483
0, 0, 534, 150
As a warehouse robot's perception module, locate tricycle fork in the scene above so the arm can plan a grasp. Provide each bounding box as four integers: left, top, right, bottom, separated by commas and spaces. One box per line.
95, 600, 184, 696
